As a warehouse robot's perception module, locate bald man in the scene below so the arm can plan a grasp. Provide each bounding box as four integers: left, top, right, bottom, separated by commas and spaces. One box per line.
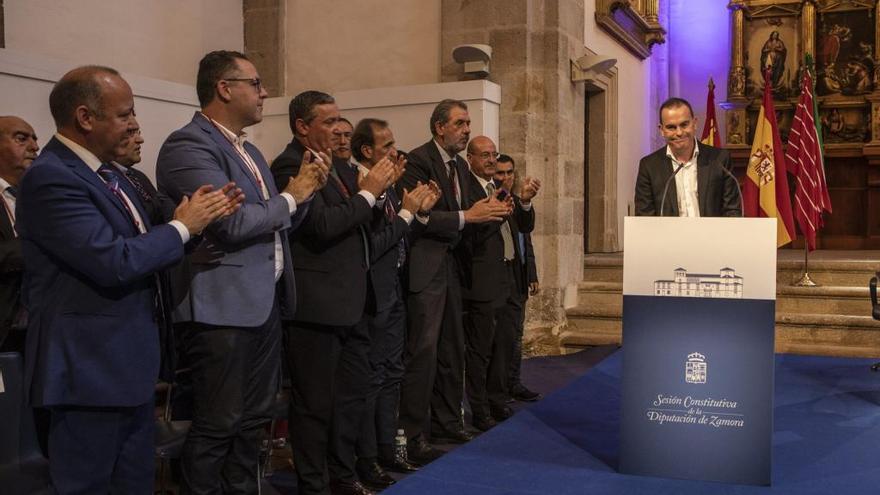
460, 136, 536, 431
0, 116, 38, 352
19, 66, 239, 493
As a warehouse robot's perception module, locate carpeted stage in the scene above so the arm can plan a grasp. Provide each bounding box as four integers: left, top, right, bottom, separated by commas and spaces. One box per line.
384, 349, 880, 495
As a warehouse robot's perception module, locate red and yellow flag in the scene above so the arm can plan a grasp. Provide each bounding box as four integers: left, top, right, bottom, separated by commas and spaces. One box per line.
743, 70, 796, 247
700, 78, 721, 147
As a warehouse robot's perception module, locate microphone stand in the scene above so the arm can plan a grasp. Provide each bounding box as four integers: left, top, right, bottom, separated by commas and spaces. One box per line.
719, 164, 744, 218
659, 162, 685, 217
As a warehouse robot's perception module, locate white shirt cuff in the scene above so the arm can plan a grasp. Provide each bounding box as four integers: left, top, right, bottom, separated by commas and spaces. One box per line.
358, 190, 377, 207
520, 201, 532, 211
398, 209, 414, 225
280, 192, 298, 215
169, 220, 191, 244
458, 211, 465, 230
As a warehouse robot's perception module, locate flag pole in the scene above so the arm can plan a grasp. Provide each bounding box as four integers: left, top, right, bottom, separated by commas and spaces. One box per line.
793, 242, 817, 286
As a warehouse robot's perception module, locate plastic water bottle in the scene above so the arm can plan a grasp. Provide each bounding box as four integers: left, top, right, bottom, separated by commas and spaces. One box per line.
394, 429, 408, 460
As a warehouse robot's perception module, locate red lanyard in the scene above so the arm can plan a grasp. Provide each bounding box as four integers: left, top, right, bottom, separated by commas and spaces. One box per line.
208, 118, 268, 199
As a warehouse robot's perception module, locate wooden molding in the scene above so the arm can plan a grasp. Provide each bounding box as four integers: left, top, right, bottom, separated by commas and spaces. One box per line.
595, 0, 666, 60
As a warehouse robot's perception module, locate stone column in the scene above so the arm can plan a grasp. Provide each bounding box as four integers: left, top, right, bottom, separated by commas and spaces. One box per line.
724, 1, 749, 149
441, 0, 586, 340
0, 0, 5, 49
801, 0, 816, 62
243, 0, 285, 97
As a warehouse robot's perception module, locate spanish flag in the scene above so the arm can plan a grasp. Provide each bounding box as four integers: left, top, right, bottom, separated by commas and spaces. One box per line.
700, 78, 721, 147
743, 69, 796, 247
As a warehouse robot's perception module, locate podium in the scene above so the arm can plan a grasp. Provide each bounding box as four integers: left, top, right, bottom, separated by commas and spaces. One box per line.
618, 217, 777, 485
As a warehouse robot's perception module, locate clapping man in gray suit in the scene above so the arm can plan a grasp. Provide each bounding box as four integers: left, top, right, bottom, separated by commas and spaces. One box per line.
157, 51, 329, 494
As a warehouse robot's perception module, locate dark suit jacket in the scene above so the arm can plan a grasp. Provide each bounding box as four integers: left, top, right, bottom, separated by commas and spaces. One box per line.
271, 138, 374, 326
368, 186, 423, 313
398, 140, 474, 293
19, 137, 184, 407
508, 196, 537, 299
634, 142, 741, 217
157, 113, 299, 327
121, 166, 177, 382
458, 176, 535, 304
0, 199, 23, 349
525, 233, 538, 284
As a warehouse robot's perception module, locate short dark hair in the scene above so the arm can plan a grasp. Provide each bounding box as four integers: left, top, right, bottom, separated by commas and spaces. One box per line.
429, 99, 467, 137
497, 153, 515, 167
196, 50, 249, 108
289, 90, 335, 134
658, 97, 694, 123
49, 65, 120, 128
351, 118, 388, 162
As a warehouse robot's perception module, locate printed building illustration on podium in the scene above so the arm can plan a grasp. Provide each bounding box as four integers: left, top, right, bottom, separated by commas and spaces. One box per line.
654, 267, 743, 299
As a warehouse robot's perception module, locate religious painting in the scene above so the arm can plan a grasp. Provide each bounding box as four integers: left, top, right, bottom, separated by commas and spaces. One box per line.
819, 107, 870, 143
746, 108, 794, 144
745, 16, 799, 98
817, 11, 874, 96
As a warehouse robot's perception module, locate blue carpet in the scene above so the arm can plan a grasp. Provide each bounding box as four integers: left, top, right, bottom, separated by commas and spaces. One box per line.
385, 351, 880, 494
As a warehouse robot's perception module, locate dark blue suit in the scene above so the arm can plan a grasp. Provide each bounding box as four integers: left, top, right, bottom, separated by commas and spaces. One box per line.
19, 136, 184, 493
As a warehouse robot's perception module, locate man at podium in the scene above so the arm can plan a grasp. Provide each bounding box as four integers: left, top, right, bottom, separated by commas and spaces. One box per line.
634, 97, 741, 217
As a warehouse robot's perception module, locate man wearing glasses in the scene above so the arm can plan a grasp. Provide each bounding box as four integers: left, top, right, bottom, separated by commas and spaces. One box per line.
157, 51, 329, 494
398, 101, 511, 461
459, 137, 536, 432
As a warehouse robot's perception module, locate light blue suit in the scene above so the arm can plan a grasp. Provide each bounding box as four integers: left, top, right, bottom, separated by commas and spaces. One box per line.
157, 112, 300, 325
156, 112, 304, 493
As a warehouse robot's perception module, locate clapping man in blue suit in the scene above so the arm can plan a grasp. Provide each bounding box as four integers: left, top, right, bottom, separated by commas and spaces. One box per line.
19, 65, 240, 494
157, 51, 329, 494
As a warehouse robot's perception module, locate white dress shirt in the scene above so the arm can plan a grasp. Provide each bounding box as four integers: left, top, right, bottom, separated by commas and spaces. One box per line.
666, 139, 701, 217
209, 118, 296, 281
0, 176, 17, 227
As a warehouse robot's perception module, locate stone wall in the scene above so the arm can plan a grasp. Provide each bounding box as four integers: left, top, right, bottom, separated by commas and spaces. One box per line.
244, 0, 285, 97
3, 0, 243, 85
441, 0, 587, 342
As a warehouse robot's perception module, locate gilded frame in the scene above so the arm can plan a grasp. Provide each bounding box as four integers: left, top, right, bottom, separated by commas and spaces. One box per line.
595, 0, 666, 59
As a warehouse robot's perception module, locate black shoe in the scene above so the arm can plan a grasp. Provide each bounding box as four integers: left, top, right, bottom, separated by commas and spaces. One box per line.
431, 427, 473, 444
490, 405, 514, 422
407, 437, 444, 464
329, 479, 376, 495
379, 455, 420, 473
356, 459, 396, 490
511, 385, 543, 402
472, 414, 497, 432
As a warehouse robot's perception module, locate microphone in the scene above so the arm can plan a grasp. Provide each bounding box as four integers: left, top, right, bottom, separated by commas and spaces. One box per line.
659, 162, 685, 217
720, 164, 744, 217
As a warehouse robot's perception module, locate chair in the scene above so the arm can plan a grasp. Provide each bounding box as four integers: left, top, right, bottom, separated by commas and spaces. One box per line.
0, 352, 51, 494
260, 383, 291, 478
154, 380, 191, 494
870, 274, 880, 372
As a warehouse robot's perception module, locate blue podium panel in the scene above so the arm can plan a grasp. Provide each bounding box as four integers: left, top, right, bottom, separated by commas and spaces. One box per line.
620, 295, 775, 485
620, 217, 777, 486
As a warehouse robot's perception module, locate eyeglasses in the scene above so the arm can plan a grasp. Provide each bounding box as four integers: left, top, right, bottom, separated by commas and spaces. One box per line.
477, 151, 500, 160
224, 77, 263, 92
